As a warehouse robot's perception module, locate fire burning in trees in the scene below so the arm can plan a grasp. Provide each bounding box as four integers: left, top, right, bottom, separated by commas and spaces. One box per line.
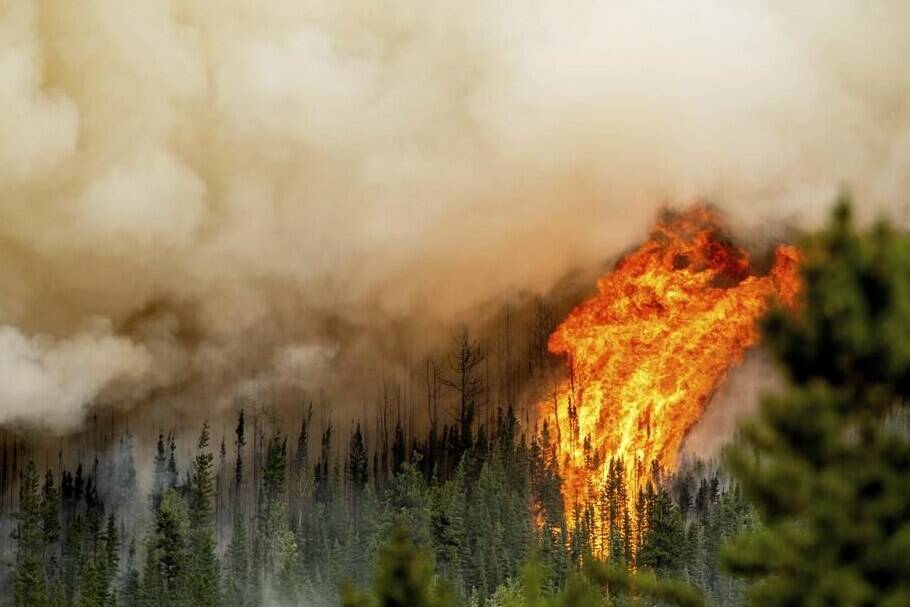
540, 206, 801, 514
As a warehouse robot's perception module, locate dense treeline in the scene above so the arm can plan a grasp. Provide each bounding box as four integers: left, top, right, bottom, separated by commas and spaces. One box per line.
4, 396, 753, 607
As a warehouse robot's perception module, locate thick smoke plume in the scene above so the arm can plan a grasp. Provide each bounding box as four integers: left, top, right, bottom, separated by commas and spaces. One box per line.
1, 0, 909, 431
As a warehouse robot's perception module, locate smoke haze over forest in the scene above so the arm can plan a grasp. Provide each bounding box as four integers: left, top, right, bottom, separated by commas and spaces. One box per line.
2, 0, 910, 432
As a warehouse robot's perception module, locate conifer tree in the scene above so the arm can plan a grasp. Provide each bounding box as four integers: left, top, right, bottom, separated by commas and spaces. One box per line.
151, 434, 167, 511
101, 512, 121, 604
234, 409, 246, 507
187, 422, 220, 607
121, 540, 141, 607
723, 201, 910, 606
341, 526, 454, 607
142, 489, 190, 607
226, 511, 251, 607
638, 489, 686, 576
349, 423, 369, 520
166, 434, 179, 491
12, 460, 48, 607
41, 469, 62, 583
257, 433, 298, 600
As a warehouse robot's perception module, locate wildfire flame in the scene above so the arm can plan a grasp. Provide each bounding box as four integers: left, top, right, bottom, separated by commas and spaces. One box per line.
541, 206, 801, 513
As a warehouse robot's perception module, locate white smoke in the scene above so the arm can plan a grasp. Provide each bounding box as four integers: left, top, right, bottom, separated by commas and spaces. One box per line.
1, 0, 909, 430
0, 320, 152, 432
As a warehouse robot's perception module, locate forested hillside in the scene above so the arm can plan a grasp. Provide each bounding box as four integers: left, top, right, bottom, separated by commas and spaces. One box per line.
6, 202, 910, 607
5, 403, 753, 607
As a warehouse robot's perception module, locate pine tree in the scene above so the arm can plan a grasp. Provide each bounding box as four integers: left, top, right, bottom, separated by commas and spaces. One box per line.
121, 540, 141, 607
142, 489, 190, 607
225, 511, 251, 607
723, 201, 910, 605
166, 434, 179, 491
62, 498, 85, 604
234, 409, 246, 508
349, 423, 369, 521
151, 434, 167, 511
187, 422, 220, 607
101, 512, 121, 604
432, 462, 467, 593
638, 488, 686, 576
41, 469, 62, 583
257, 433, 298, 600
341, 526, 454, 607
12, 460, 49, 607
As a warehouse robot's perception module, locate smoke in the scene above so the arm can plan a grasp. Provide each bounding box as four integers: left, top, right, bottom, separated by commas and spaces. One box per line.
1, 0, 909, 431
681, 352, 784, 461
0, 320, 152, 432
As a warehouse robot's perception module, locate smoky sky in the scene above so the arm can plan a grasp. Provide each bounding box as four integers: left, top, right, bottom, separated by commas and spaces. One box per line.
1, 0, 909, 432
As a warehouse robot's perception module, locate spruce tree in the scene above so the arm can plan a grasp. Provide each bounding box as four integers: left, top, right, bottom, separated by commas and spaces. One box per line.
11, 460, 48, 607
102, 512, 121, 604
142, 489, 190, 607
166, 434, 179, 491
187, 422, 220, 607
723, 201, 910, 605
234, 409, 246, 506
151, 433, 167, 511
341, 526, 454, 607
638, 489, 686, 576
349, 423, 369, 520
41, 469, 62, 585
225, 511, 251, 607
121, 540, 141, 607
257, 433, 298, 601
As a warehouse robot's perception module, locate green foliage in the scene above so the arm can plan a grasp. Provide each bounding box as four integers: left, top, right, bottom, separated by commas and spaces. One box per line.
121, 541, 141, 607
188, 423, 220, 607
724, 199, 910, 606
589, 562, 705, 607
142, 489, 191, 607
486, 555, 707, 607
12, 461, 48, 607
225, 511, 251, 607
638, 488, 686, 576
341, 526, 454, 607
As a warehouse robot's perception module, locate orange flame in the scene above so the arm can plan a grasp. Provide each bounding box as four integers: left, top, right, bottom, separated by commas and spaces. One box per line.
540, 206, 800, 517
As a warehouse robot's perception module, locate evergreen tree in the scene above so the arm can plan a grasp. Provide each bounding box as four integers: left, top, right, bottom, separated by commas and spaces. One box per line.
142, 489, 190, 607
151, 434, 167, 511
121, 540, 141, 607
341, 526, 454, 607
723, 201, 910, 605
166, 434, 179, 491
257, 433, 298, 601
349, 423, 369, 520
41, 469, 62, 584
187, 422, 220, 607
11, 460, 48, 607
234, 409, 246, 506
225, 511, 251, 607
101, 512, 121, 604
638, 489, 686, 576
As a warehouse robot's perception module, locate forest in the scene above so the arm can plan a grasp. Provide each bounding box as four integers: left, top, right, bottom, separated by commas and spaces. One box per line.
5, 201, 910, 607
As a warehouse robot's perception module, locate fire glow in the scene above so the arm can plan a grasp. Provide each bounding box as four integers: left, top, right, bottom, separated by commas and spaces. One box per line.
540, 206, 801, 513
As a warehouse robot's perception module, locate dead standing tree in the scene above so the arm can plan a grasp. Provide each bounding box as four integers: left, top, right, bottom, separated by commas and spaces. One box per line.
441, 328, 485, 455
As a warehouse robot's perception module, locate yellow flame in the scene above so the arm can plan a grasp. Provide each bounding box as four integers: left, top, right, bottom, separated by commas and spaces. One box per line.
539, 206, 800, 546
